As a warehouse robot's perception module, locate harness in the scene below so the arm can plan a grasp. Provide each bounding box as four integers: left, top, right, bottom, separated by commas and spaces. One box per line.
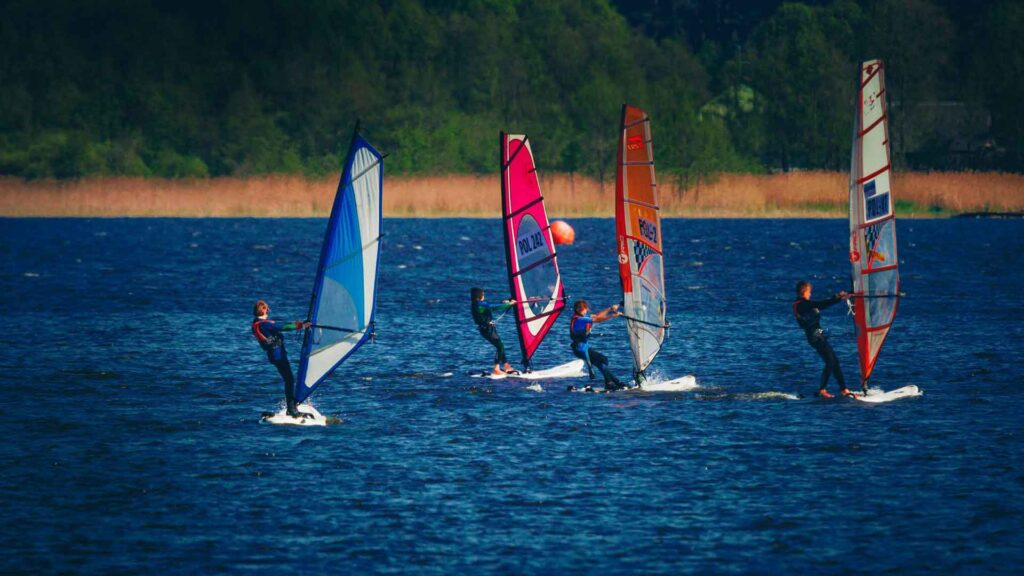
252, 319, 284, 352
569, 313, 591, 345
471, 300, 494, 329
792, 299, 824, 341
569, 313, 595, 379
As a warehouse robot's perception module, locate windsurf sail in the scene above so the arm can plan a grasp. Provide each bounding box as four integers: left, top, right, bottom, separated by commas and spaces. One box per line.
500, 133, 565, 369
295, 128, 384, 403
615, 105, 667, 381
848, 59, 901, 390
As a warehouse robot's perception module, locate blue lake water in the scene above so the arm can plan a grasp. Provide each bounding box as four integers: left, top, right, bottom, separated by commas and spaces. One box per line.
1, 217, 1022, 574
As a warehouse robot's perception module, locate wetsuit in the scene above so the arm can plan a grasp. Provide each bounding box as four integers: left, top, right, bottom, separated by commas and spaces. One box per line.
792, 295, 848, 392
570, 313, 623, 387
252, 317, 305, 413
471, 299, 513, 366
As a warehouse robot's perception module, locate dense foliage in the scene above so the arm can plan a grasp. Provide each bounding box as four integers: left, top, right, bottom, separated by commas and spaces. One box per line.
0, 0, 1019, 181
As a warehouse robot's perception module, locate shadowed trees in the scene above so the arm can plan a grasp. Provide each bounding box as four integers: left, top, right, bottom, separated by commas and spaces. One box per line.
0, 0, 1017, 179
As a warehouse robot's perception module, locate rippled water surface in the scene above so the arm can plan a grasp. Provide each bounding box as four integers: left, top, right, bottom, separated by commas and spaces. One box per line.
1, 218, 1021, 574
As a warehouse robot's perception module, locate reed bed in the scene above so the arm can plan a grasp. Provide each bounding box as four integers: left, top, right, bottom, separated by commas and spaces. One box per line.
1, 171, 1021, 218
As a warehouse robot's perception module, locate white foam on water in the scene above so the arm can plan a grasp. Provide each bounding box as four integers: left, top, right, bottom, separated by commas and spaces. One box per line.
855, 385, 922, 403
748, 391, 801, 401
261, 404, 333, 427
633, 374, 699, 392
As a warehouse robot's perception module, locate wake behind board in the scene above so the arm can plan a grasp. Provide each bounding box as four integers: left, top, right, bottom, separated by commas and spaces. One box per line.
260, 405, 339, 427
853, 385, 921, 403
471, 359, 586, 380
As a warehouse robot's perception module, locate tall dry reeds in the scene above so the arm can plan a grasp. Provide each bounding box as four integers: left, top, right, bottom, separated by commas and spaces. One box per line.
0, 171, 1021, 218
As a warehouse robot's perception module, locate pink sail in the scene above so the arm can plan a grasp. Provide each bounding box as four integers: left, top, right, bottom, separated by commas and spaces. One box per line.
500, 133, 565, 368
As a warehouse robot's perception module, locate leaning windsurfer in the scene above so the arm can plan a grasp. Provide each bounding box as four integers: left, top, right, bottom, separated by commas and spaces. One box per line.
568, 300, 626, 390
251, 300, 312, 417
470, 288, 515, 376
792, 281, 856, 398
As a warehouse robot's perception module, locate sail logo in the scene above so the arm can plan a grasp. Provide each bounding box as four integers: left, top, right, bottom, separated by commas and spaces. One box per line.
627, 135, 643, 151
865, 93, 877, 112
863, 180, 891, 221
517, 230, 545, 256
638, 217, 657, 244
864, 222, 888, 267
633, 240, 654, 265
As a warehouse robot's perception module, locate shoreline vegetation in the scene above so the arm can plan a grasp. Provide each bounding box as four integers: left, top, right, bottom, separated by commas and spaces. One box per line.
1, 171, 1021, 218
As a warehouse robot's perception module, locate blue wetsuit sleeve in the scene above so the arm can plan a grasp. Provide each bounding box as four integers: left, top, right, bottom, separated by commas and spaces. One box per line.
481, 300, 512, 311
260, 319, 301, 335
258, 320, 282, 336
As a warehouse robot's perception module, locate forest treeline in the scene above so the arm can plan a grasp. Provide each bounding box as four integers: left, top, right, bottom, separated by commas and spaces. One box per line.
1, 0, 1021, 182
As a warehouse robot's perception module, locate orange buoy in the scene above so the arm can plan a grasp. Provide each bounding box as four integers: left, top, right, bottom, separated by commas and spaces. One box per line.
550, 220, 575, 245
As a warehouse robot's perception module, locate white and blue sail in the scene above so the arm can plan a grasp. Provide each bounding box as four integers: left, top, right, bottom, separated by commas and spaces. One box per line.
295, 131, 383, 404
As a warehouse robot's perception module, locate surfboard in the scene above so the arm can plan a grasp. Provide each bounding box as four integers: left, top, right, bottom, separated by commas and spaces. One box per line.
471, 359, 586, 380
853, 385, 921, 403
568, 374, 698, 394
260, 405, 340, 426
632, 375, 698, 392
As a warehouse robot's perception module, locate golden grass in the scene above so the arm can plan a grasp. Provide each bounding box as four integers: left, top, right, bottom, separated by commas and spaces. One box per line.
0, 171, 1021, 218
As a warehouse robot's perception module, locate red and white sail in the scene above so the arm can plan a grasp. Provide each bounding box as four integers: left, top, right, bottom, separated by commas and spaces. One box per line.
849, 59, 901, 385
615, 105, 667, 377
500, 133, 565, 368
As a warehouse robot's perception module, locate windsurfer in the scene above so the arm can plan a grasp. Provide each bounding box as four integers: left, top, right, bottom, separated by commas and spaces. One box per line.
470, 288, 515, 375
791, 281, 856, 398
251, 300, 312, 417
568, 300, 626, 390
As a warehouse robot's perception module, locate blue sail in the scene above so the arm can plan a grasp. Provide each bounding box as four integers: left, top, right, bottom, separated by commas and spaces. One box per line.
295, 132, 383, 403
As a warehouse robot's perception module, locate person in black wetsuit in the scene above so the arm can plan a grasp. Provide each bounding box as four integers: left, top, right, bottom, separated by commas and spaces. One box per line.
470, 288, 515, 376
251, 300, 312, 417
568, 299, 625, 391
792, 281, 856, 398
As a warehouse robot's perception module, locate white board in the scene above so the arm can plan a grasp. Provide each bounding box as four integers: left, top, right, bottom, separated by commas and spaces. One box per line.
634, 375, 698, 392
854, 385, 921, 403
260, 404, 335, 426
472, 359, 586, 380
569, 374, 698, 394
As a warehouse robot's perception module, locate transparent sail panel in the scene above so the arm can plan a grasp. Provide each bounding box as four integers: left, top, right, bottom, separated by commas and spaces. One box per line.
514, 214, 557, 319
625, 246, 666, 371
863, 218, 896, 271
863, 269, 898, 328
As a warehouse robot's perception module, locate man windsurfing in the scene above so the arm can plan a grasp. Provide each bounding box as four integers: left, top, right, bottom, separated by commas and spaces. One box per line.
567, 299, 626, 391
470, 288, 516, 376
791, 281, 857, 398
251, 300, 312, 417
